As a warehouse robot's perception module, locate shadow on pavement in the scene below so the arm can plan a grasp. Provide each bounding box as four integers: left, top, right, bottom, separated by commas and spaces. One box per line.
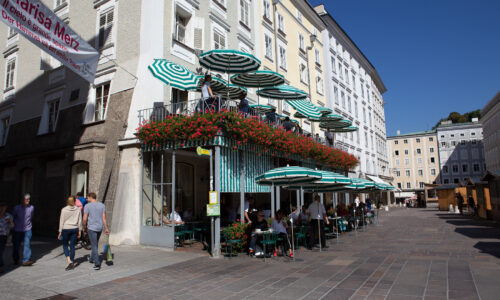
447, 220, 499, 227
455, 227, 500, 239
474, 242, 500, 259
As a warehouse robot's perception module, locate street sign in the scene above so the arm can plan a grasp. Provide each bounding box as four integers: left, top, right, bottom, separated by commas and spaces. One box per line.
197, 146, 211, 156
209, 191, 218, 204
207, 204, 220, 216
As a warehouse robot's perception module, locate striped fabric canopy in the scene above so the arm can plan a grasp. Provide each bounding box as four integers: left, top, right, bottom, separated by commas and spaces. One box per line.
317, 106, 333, 116
148, 59, 200, 91
255, 166, 322, 185
230, 70, 285, 88
286, 99, 322, 121
287, 170, 351, 189
257, 85, 308, 100
293, 112, 307, 119
319, 118, 353, 129
374, 183, 394, 190
199, 49, 261, 73
352, 178, 375, 188
249, 104, 274, 113
196, 75, 227, 92
320, 113, 343, 122
216, 84, 247, 100
328, 126, 358, 133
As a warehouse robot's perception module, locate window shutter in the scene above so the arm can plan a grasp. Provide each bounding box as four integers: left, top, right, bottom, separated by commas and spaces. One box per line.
193, 28, 203, 49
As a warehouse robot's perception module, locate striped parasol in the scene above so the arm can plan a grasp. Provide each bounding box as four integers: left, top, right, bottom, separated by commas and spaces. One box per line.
196, 75, 227, 92
257, 85, 308, 100
199, 49, 261, 73
317, 106, 333, 116
328, 126, 358, 133
255, 166, 322, 185
148, 59, 200, 91
286, 170, 352, 189
249, 104, 274, 113
320, 113, 343, 122
230, 70, 285, 87
286, 99, 322, 121
216, 84, 247, 100
293, 112, 307, 119
320, 118, 353, 129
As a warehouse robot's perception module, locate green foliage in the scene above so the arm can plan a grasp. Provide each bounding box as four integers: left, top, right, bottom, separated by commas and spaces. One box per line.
433, 109, 481, 129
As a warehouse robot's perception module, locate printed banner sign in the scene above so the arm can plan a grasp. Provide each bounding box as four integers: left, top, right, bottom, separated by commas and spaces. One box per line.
0, 0, 99, 82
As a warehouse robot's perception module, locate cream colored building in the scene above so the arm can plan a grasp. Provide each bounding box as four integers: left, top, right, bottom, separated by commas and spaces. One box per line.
388, 130, 440, 191
256, 0, 326, 134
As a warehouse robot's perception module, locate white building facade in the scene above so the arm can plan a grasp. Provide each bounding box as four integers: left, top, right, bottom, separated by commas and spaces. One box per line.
436, 120, 485, 184
314, 5, 391, 184
481, 91, 500, 171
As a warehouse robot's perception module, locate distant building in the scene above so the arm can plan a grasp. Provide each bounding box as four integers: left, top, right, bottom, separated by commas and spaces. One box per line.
436, 120, 485, 184
387, 130, 440, 191
481, 91, 500, 171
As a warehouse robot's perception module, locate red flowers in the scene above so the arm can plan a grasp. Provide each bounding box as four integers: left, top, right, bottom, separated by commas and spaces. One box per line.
136, 111, 359, 170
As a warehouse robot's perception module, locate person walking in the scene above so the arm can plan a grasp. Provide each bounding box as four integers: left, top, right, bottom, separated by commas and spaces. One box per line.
0, 202, 14, 273
468, 195, 476, 216
307, 195, 329, 250
83, 193, 109, 270
58, 196, 82, 271
12, 194, 35, 266
456, 193, 464, 215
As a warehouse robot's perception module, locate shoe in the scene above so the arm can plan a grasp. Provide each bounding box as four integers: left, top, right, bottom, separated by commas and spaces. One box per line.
93, 265, 101, 270
65, 263, 74, 271
22, 261, 33, 266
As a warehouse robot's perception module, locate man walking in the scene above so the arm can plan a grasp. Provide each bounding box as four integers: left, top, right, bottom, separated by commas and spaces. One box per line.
307, 195, 329, 249
12, 194, 35, 266
83, 193, 109, 270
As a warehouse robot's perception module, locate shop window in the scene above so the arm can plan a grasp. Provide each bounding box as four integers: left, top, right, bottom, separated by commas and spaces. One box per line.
71, 162, 89, 197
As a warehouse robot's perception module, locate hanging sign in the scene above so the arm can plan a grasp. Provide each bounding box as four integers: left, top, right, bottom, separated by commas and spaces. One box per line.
196, 146, 211, 156
0, 0, 99, 82
207, 204, 220, 217
209, 191, 218, 204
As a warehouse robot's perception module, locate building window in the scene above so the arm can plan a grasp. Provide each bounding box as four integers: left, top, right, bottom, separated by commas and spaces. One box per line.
404, 139, 408, 144
347, 96, 351, 112
419, 182, 425, 188
462, 164, 468, 172
429, 137, 433, 141
473, 164, 480, 172
354, 101, 358, 117
444, 179, 449, 184
406, 182, 411, 189
363, 107, 366, 122
299, 63, 307, 84
396, 170, 401, 177
56, 0, 67, 7
98, 7, 114, 49
416, 148, 421, 154
394, 141, 398, 145
417, 158, 422, 164
7, 26, 17, 38
331, 57, 336, 74
394, 150, 399, 156
341, 92, 346, 108
395, 159, 400, 166
430, 147, 434, 153
352, 75, 356, 90
430, 157, 435, 163
404, 149, 409, 155
405, 159, 409, 165
71, 161, 89, 197
441, 142, 446, 147
278, 13, 285, 32
405, 170, 411, 176
95, 83, 110, 121
334, 87, 339, 104
453, 178, 459, 184
239, 0, 249, 27
452, 165, 458, 173
471, 132, 475, 136
263, 0, 270, 19
316, 76, 323, 94
213, 29, 226, 49
418, 169, 423, 176
0, 116, 10, 145
296, 10, 302, 23
344, 69, 349, 84
175, 14, 187, 43
264, 34, 273, 60
298, 33, 305, 52
48, 99, 60, 133
431, 168, 436, 176
416, 138, 420, 143
443, 166, 448, 173
365, 133, 368, 147
279, 46, 286, 70
397, 182, 402, 188
4, 58, 16, 90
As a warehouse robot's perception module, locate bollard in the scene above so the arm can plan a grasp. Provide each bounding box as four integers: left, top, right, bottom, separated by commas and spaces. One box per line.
454, 205, 460, 214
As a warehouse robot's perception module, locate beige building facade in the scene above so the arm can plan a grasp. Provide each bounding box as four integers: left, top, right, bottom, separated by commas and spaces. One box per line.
388, 130, 440, 191
481, 91, 500, 171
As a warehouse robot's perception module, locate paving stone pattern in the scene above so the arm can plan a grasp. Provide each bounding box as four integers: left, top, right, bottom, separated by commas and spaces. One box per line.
4, 206, 500, 300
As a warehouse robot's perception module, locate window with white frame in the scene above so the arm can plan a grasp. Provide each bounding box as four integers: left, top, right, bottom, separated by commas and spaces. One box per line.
365, 132, 368, 147
354, 101, 358, 117
264, 34, 273, 60
4, 57, 16, 90
299, 63, 307, 84
334, 86, 339, 104
94, 83, 110, 122
314, 49, 320, 65
298, 33, 305, 51
405, 159, 409, 165
175, 14, 188, 43
0, 116, 10, 146
396, 159, 400, 166
352, 75, 356, 90
417, 157, 422, 164
331, 56, 336, 74
316, 75, 323, 94
341, 92, 345, 108
430, 147, 434, 153
8, 26, 17, 38
98, 7, 114, 49
279, 45, 286, 69
263, 0, 270, 19
213, 29, 226, 49
48, 99, 60, 133
473, 164, 480, 172
396, 170, 401, 177
406, 182, 411, 189
296, 10, 302, 23
347, 96, 351, 112
55, 0, 67, 8
363, 107, 366, 122
418, 169, 423, 176
369, 112, 372, 126
338, 63, 343, 79
405, 169, 411, 177
239, 0, 249, 27
344, 69, 349, 84
361, 84, 364, 97
277, 13, 284, 32
431, 168, 436, 176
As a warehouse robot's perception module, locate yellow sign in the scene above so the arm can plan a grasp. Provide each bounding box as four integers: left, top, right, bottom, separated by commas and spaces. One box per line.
209, 191, 218, 204
196, 146, 211, 156
207, 204, 220, 217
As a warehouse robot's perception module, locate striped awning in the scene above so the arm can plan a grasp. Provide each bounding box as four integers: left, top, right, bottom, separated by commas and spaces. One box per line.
196, 76, 227, 92
230, 70, 285, 88
255, 166, 322, 185
319, 118, 353, 129
148, 59, 199, 91
320, 113, 343, 122
249, 104, 274, 113
215, 84, 247, 100
317, 106, 333, 116
199, 49, 261, 73
328, 126, 358, 133
287, 170, 351, 190
286, 99, 322, 121
257, 85, 308, 100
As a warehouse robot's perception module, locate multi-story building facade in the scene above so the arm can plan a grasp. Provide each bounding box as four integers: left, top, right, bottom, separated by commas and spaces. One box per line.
314, 5, 391, 184
388, 131, 440, 191
481, 91, 500, 171
436, 120, 485, 184
257, 0, 326, 134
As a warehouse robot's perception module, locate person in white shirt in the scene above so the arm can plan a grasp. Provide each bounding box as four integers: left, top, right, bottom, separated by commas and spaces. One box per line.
271, 210, 293, 257
288, 206, 299, 224
239, 197, 256, 224
171, 206, 184, 225
355, 197, 360, 208
307, 195, 329, 249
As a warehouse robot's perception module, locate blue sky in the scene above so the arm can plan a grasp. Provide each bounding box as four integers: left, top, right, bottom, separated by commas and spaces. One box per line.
308, 0, 500, 136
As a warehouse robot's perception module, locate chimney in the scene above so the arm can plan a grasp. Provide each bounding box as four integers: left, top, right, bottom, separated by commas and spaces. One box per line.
396, 130, 401, 135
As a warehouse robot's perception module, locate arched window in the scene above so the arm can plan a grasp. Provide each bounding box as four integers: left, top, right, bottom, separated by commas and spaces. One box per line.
71, 161, 89, 197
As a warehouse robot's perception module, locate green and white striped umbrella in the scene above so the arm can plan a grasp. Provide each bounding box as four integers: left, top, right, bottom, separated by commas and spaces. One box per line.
216, 84, 247, 100
287, 170, 351, 190
148, 59, 200, 91
293, 112, 307, 119
230, 70, 285, 88
374, 183, 394, 190
196, 75, 227, 92
249, 104, 274, 113
257, 85, 308, 100
199, 49, 261, 73
320, 113, 343, 122
286, 99, 322, 121
255, 166, 322, 186
328, 126, 358, 133
320, 118, 353, 129
317, 106, 333, 116
311, 178, 368, 192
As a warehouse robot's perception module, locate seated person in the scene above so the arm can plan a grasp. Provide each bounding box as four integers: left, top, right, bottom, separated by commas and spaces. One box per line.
171, 206, 185, 225
248, 211, 269, 256
282, 117, 295, 132
289, 206, 299, 224
271, 210, 293, 257
265, 108, 278, 124
299, 205, 309, 224
238, 92, 249, 116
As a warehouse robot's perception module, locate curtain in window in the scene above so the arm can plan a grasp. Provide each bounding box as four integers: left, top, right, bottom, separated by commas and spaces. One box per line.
71, 162, 89, 196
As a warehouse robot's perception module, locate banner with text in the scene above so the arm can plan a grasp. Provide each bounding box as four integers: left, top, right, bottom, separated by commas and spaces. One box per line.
1, 0, 99, 82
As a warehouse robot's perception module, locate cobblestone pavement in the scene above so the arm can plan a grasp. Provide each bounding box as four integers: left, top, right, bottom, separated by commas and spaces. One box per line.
4, 206, 500, 300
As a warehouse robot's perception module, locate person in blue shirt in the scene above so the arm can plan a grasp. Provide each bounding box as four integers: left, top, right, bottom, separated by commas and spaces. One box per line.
238, 92, 249, 116
76, 192, 87, 207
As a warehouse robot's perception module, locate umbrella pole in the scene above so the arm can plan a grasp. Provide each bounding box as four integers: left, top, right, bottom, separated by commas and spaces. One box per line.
290, 190, 295, 261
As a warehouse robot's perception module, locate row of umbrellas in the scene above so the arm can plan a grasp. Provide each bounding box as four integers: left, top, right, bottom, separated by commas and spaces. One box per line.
148, 49, 357, 133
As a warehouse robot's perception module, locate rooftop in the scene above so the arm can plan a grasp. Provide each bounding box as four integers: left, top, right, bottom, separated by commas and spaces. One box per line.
436, 121, 482, 129
387, 129, 436, 139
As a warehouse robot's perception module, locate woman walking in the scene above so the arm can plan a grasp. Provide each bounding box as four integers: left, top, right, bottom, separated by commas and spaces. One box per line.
58, 196, 82, 271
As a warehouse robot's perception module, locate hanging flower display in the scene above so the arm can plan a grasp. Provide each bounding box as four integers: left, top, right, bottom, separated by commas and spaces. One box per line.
136, 110, 359, 170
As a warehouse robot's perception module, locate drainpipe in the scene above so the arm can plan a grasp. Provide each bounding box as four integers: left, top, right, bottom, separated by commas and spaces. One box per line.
272, 0, 281, 113
306, 35, 317, 135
